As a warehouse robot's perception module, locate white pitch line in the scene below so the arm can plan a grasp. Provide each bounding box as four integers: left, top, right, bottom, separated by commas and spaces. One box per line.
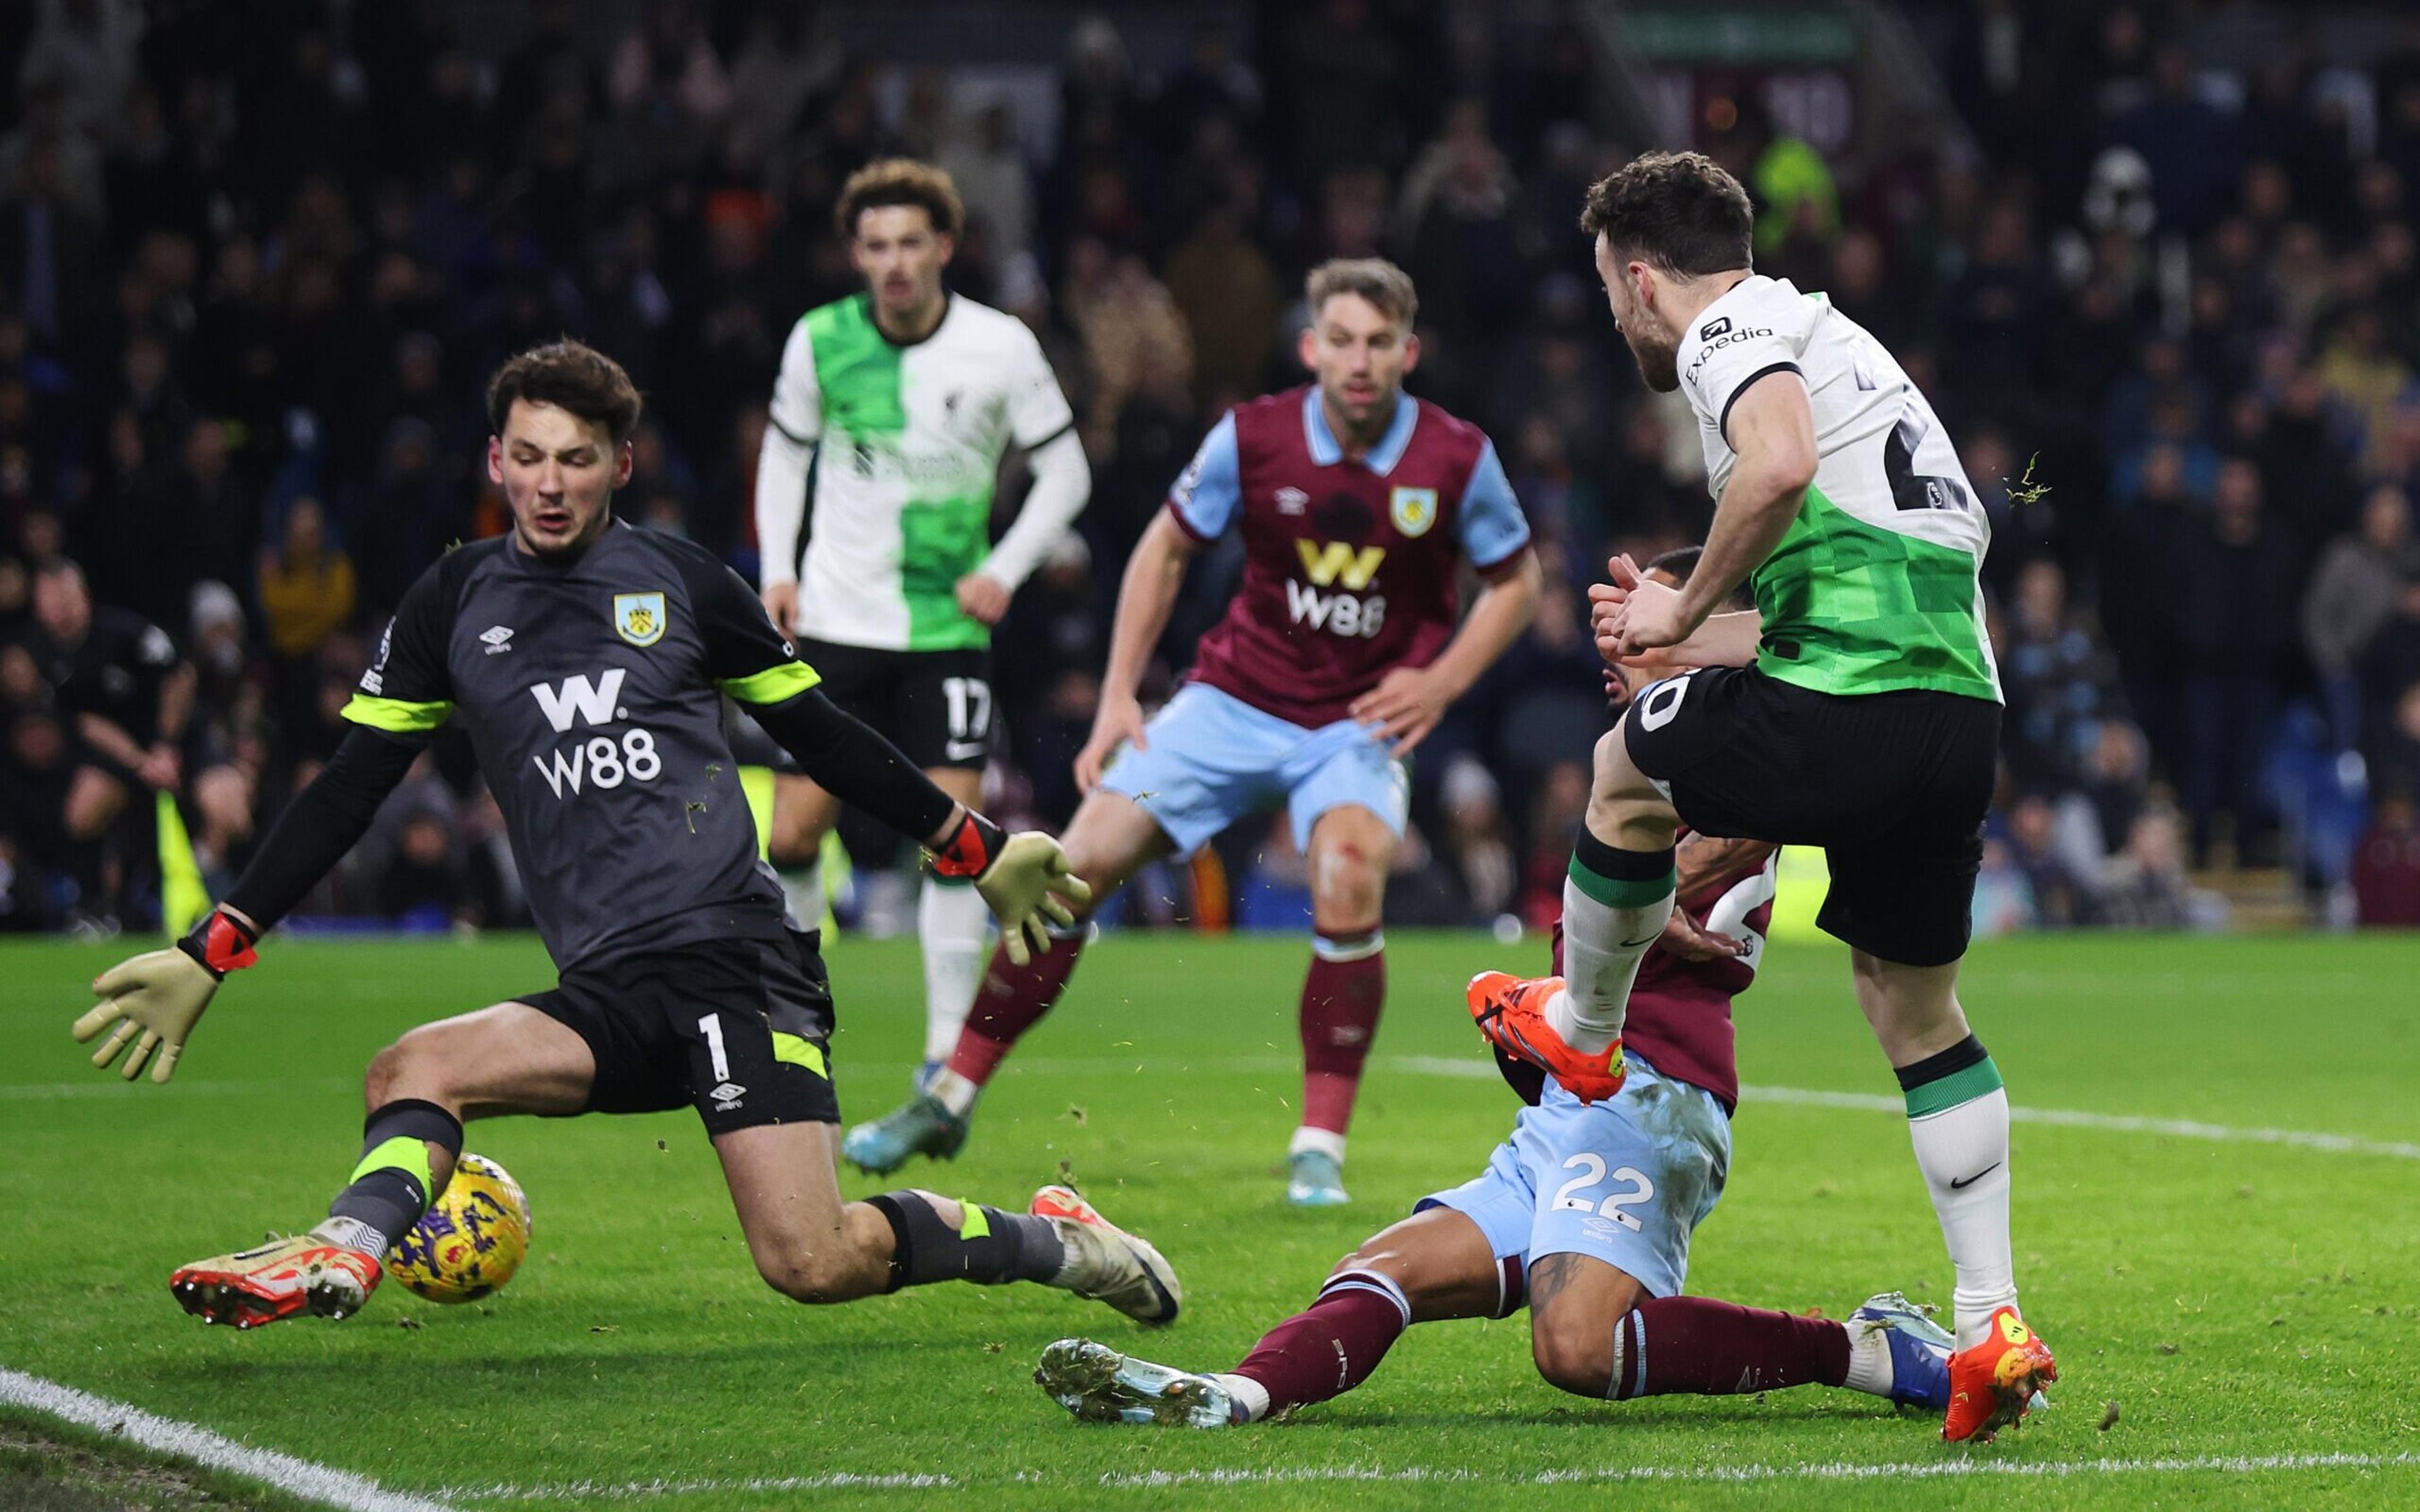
423, 1450, 2420, 1502
11, 1055, 2414, 1160
1100, 1450, 2420, 1490
1390, 1057, 2420, 1161
0, 1366, 451, 1512
459, 1471, 958, 1501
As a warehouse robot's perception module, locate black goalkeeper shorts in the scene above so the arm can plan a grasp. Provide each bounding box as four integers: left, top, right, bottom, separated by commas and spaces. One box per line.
1622, 665, 1999, 968
521, 931, 839, 1135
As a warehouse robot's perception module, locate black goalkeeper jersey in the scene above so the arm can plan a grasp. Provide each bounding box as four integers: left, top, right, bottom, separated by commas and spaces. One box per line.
347, 522, 821, 969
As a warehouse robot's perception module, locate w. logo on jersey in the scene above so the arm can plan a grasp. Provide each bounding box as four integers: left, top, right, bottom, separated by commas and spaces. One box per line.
614, 592, 666, 647
1294, 539, 1386, 590
532, 670, 625, 733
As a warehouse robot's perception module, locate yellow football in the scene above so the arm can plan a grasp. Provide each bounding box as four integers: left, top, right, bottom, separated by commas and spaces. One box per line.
388, 1153, 533, 1303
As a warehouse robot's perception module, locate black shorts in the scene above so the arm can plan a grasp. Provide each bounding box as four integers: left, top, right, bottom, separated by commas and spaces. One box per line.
520, 931, 840, 1135
1622, 665, 1999, 967
794, 639, 993, 772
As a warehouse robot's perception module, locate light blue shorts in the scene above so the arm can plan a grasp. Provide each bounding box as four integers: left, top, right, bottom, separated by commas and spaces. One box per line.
1098, 683, 1410, 854
1417, 1054, 1731, 1300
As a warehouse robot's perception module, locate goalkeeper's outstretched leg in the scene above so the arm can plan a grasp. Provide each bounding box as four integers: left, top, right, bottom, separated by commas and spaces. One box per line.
169, 994, 1180, 1331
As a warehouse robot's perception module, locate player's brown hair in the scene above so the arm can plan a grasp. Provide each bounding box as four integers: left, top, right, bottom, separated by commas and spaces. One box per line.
485, 340, 644, 445
1645, 544, 1754, 612
834, 158, 965, 240
1579, 151, 1754, 277
1305, 258, 1419, 330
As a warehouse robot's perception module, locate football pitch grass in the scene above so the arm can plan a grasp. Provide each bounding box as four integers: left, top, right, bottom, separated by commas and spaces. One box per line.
4, 930, 2417, 1509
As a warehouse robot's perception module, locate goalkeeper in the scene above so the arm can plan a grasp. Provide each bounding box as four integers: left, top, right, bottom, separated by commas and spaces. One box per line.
70, 340, 1180, 1334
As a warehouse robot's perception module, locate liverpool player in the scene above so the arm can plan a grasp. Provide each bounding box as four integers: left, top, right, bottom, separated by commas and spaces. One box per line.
845, 260, 1542, 1205
755, 159, 1090, 1097
1036, 551, 1954, 1428
70, 341, 1177, 1333
1475, 151, 2056, 1440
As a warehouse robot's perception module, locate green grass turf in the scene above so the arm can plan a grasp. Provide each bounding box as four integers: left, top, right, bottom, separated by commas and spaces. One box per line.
4, 930, 2419, 1510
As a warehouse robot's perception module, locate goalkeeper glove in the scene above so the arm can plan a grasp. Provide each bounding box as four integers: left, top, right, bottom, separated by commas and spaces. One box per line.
71, 908, 258, 1084
930, 811, 1093, 966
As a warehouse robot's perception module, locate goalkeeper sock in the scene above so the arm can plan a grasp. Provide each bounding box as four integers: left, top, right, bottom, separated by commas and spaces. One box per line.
1898, 1035, 2018, 1349
918, 872, 990, 1065
866, 1192, 1064, 1290
1299, 932, 1384, 1139
323, 1099, 463, 1258
1224, 1269, 1410, 1420
1545, 831, 1674, 1055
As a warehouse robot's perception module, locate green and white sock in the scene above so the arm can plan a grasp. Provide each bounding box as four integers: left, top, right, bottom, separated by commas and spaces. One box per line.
1545, 832, 1675, 1056
1898, 1036, 2017, 1349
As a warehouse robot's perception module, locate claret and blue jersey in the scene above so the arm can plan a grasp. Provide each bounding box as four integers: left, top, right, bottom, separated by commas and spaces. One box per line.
1098, 387, 1531, 855
1167, 386, 1531, 730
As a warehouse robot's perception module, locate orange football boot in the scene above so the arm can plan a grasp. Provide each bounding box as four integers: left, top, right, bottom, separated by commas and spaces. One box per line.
170, 1233, 383, 1328
1942, 1305, 2058, 1442
1466, 971, 1627, 1103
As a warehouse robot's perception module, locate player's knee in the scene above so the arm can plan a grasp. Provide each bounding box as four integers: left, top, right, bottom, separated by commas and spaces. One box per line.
755, 1245, 874, 1305
1329, 1243, 1388, 1281
363, 1025, 449, 1107
1530, 1312, 1613, 1397
192, 765, 251, 836
362, 1040, 412, 1107
1311, 863, 1383, 932
1310, 832, 1388, 930
64, 779, 119, 840
1056, 810, 1146, 900
768, 811, 824, 868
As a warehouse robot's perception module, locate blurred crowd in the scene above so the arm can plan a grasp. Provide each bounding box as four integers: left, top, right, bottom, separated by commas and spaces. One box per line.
4, 0, 2419, 935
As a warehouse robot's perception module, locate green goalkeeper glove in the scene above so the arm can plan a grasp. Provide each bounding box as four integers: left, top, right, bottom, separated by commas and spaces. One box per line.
71, 909, 258, 1084
931, 812, 1092, 966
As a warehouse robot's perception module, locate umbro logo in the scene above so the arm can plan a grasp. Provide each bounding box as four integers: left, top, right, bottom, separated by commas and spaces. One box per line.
1276, 487, 1309, 515
480, 626, 515, 655
710, 1081, 747, 1111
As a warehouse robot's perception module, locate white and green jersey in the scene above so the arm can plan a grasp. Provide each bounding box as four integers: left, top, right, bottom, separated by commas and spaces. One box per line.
758, 292, 1076, 651
1674, 275, 2000, 703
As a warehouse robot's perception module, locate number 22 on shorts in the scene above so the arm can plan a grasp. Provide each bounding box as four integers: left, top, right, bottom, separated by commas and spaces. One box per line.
1550, 1152, 1657, 1232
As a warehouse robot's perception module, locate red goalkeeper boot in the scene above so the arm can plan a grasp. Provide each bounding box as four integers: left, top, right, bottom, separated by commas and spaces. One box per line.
170, 1232, 383, 1328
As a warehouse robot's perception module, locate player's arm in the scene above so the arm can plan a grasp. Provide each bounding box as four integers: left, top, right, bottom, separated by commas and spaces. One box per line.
754, 318, 822, 630
960, 428, 1089, 626
1352, 437, 1540, 755
1659, 835, 1780, 961
692, 553, 1088, 960
1591, 575, 1761, 670
71, 575, 458, 1084
1075, 411, 1238, 791
1676, 835, 1777, 898
959, 336, 1089, 626
1611, 367, 1816, 656
1076, 510, 1200, 791
74, 709, 149, 772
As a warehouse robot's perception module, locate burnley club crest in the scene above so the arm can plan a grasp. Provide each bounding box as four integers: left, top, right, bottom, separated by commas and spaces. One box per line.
614, 592, 667, 647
